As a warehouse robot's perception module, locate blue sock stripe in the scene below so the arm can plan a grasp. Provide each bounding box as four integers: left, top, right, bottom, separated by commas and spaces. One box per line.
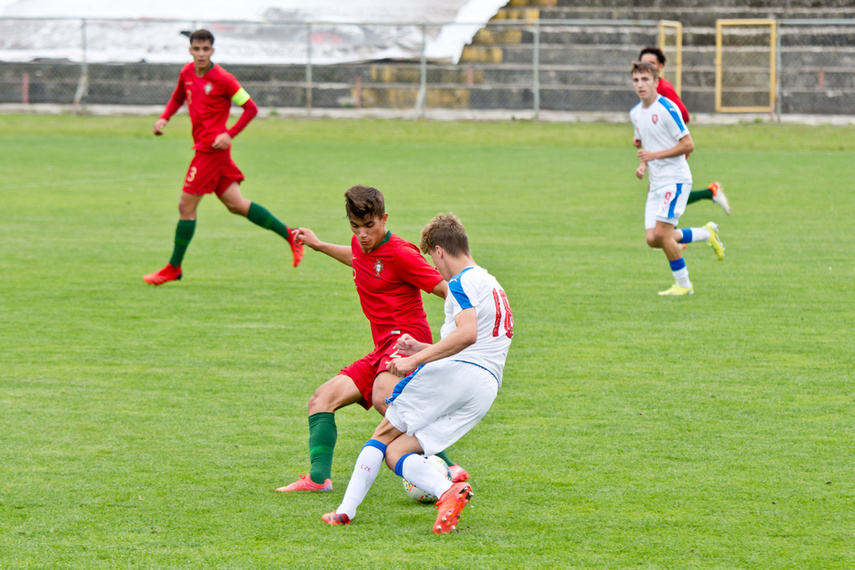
394, 452, 417, 477
669, 257, 687, 271
680, 229, 692, 244
363, 439, 387, 455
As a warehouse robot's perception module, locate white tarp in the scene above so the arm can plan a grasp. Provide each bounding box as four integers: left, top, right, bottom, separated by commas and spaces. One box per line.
0, 0, 508, 64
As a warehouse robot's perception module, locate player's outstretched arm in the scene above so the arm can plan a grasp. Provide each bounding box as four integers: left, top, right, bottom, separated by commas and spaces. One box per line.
387, 308, 478, 377
293, 227, 353, 266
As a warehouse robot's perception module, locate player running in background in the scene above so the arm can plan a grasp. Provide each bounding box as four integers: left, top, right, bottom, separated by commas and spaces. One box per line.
321, 213, 514, 534
631, 62, 725, 296
635, 46, 731, 216
144, 29, 302, 285
276, 186, 469, 493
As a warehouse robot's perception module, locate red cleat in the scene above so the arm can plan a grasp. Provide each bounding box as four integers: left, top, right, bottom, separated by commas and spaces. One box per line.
448, 464, 470, 483
287, 229, 305, 268
321, 511, 351, 526
433, 482, 473, 534
289, 236, 304, 268
275, 474, 333, 492
143, 264, 182, 285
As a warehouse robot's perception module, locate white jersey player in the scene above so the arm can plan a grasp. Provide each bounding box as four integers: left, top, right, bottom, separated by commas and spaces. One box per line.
630, 93, 693, 194
630, 61, 725, 296
320, 213, 513, 534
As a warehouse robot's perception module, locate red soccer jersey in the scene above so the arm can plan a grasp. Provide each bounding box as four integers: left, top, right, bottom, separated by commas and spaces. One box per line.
657, 77, 690, 124
350, 232, 443, 346
168, 63, 243, 152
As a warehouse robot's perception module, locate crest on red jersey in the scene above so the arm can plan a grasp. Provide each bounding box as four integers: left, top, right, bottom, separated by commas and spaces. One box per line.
204, 83, 213, 95
652, 114, 659, 124
374, 260, 384, 276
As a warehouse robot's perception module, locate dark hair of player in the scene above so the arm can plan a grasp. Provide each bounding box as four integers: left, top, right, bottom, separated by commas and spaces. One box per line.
344, 185, 386, 222
189, 29, 215, 45
631, 61, 659, 80
420, 213, 469, 256
638, 46, 666, 65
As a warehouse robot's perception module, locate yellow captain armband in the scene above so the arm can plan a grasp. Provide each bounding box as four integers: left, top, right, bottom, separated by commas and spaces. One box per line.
231, 88, 251, 106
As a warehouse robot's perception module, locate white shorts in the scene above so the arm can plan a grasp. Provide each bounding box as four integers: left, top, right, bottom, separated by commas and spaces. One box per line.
645, 182, 692, 229
385, 359, 498, 456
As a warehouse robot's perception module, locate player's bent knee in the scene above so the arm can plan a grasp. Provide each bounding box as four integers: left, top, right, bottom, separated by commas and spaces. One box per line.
308, 389, 333, 414
224, 201, 244, 215
372, 395, 388, 416
648, 229, 670, 248
308, 375, 361, 414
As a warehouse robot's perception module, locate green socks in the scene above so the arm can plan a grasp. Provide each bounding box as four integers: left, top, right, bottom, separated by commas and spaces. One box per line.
169, 219, 196, 267
308, 412, 337, 485
435, 450, 455, 467
166, 204, 290, 270
247, 202, 292, 241
686, 189, 713, 205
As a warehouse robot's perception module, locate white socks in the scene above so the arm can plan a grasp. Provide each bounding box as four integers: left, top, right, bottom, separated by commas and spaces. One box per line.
673, 266, 692, 288
680, 227, 711, 244
337, 444, 385, 519
401, 454, 453, 499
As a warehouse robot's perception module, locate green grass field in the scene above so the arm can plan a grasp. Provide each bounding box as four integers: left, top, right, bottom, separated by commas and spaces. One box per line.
1, 114, 853, 569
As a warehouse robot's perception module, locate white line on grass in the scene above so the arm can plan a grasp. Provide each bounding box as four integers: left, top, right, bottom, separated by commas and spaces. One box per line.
2, 174, 170, 191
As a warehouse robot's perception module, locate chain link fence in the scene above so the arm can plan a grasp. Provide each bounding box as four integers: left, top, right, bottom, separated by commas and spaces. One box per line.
777, 19, 855, 115
1, 17, 854, 118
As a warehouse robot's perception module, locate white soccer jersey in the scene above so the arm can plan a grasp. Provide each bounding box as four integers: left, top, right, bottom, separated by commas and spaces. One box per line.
630, 94, 693, 190
442, 265, 513, 385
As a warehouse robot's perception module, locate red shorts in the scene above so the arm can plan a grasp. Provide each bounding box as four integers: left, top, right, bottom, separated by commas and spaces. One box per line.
183, 150, 244, 197
341, 332, 412, 410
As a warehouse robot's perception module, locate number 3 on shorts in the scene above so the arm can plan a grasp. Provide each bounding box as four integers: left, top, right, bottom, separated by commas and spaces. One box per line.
186, 166, 197, 183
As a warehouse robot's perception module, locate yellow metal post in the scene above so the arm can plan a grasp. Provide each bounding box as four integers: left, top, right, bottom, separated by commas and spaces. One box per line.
715, 19, 777, 113
715, 20, 722, 112
658, 20, 683, 96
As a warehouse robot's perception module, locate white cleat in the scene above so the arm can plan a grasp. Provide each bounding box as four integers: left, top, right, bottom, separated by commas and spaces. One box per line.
709, 181, 731, 215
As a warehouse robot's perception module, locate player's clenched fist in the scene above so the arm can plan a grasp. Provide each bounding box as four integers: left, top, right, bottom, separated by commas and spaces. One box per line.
395, 333, 426, 356
153, 118, 168, 135
387, 355, 418, 377
293, 227, 319, 249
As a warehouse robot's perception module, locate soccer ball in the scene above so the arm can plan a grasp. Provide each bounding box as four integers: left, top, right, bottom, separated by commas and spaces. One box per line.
402, 455, 452, 503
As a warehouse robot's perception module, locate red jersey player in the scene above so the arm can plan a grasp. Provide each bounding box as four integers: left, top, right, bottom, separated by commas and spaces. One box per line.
634, 46, 730, 216
143, 29, 303, 286
276, 185, 469, 492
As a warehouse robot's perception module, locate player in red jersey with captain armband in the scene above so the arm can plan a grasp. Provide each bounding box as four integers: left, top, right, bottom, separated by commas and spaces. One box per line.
144, 29, 302, 285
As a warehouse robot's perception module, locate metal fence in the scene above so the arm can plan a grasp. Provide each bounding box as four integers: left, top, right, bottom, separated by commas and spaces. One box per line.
777, 19, 855, 116
1, 17, 854, 119
716, 19, 777, 113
